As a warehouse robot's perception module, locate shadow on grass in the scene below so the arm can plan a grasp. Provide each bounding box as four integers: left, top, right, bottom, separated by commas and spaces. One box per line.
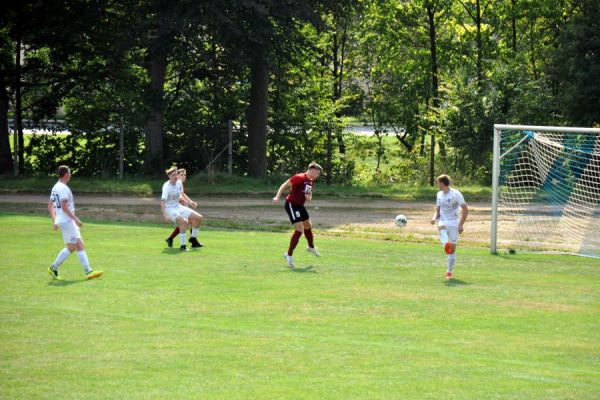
444, 278, 469, 286
291, 266, 317, 273
161, 248, 202, 255
47, 279, 87, 287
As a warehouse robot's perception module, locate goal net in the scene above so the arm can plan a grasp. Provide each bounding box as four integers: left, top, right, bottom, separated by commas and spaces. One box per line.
491, 124, 600, 258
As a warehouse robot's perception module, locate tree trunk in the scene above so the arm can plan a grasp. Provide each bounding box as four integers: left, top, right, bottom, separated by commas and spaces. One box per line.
429, 133, 435, 186
475, 0, 483, 84
332, 23, 347, 154
143, 44, 168, 172
15, 34, 24, 174
420, 130, 426, 157
426, 3, 441, 181
247, 53, 269, 178
511, 0, 517, 52
325, 124, 332, 185
0, 72, 13, 174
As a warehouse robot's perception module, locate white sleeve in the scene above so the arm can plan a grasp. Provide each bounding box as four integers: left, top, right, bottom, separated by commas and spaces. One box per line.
57, 186, 69, 203
455, 190, 466, 205
161, 182, 168, 201
436, 192, 441, 207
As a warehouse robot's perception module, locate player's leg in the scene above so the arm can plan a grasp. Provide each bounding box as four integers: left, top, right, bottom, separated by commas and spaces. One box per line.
175, 216, 190, 250
166, 226, 180, 248
185, 208, 204, 248
285, 221, 303, 268
74, 237, 103, 279
283, 202, 303, 268
303, 218, 320, 257
437, 222, 449, 247
48, 222, 77, 279
445, 227, 458, 280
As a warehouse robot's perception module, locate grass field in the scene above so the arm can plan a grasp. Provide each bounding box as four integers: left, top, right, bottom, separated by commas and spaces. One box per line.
1, 213, 598, 399
0, 174, 492, 201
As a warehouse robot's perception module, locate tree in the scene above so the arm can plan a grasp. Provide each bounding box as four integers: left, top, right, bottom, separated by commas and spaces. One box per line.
550, 0, 600, 126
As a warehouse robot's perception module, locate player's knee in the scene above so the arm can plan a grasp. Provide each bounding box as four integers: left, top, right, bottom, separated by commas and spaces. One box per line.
66, 243, 77, 252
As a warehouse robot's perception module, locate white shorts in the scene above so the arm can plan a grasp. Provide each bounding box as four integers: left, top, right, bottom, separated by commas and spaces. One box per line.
59, 220, 81, 244
166, 205, 194, 223
438, 221, 459, 244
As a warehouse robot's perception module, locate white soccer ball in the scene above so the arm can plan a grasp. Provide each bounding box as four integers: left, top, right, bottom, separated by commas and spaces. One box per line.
395, 214, 408, 227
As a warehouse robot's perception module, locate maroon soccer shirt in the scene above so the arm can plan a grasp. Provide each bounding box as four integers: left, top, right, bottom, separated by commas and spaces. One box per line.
285, 173, 314, 205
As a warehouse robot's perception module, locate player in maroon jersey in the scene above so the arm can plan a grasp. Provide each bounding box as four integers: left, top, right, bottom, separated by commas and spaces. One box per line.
272, 162, 323, 268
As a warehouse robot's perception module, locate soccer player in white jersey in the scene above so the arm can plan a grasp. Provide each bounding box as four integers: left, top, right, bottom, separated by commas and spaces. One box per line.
430, 174, 468, 280
161, 166, 203, 251
47, 165, 103, 280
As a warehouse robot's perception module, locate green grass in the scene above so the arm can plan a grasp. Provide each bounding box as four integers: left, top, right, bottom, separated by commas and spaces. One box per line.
0, 174, 492, 201
0, 213, 598, 399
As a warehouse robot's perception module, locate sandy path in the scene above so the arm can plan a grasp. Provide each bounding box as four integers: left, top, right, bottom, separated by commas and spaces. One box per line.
0, 194, 494, 246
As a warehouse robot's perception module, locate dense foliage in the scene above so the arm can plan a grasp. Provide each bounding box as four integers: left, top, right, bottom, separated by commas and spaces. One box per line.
1, 0, 598, 184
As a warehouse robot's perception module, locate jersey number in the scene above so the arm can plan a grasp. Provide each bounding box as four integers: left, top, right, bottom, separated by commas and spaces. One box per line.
53, 194, 61, 209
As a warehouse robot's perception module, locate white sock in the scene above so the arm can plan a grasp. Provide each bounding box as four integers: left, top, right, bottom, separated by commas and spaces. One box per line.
77, 250, 92, 274
439, 229, 449, 245
180, 233, 186, 245
447, 253, 456, 272
191, 228, 198, 238
52, 248, 72, 269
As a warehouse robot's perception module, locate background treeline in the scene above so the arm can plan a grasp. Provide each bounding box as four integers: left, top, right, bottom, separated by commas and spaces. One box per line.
0, 0, 598, 185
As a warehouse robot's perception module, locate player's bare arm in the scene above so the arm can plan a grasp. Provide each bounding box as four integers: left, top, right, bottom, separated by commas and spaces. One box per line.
47, 200, 58, 230
180, 192, 197, 208
273, 179, 291, 203
431, 206, 440, 225
160, 200, 170, 223
61, 199, 82, 227
458, 204, 469, 233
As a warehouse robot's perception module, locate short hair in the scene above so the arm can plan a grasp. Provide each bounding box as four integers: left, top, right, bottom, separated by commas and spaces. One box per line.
57, 165, 70, 177
177, 168, 187, 174
308, 162, 323, 172
436, 174, 451, 186
165, 166, 177, 176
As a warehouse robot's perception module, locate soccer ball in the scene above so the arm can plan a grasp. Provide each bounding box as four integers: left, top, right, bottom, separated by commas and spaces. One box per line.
395, 214, 408, 227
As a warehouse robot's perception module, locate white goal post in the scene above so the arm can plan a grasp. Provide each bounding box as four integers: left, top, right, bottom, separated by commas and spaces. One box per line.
491, 124, 600, 258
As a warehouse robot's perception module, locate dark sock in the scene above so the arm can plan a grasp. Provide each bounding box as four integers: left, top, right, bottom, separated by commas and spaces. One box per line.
288, 231, 303, 256
304, 228, 314, 248
168, 227, 180, 240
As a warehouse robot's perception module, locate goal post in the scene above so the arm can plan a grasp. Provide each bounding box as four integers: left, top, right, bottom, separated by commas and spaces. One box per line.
491, 124, 600, 258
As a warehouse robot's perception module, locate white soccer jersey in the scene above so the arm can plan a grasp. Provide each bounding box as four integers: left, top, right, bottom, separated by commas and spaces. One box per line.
50, 181, 75, 224
436, 188, 466, 225
161, 180, 183, 209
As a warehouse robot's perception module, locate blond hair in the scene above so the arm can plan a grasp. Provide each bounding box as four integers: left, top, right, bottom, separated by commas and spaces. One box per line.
308, 162, 323, 172
165, 166, 178, 176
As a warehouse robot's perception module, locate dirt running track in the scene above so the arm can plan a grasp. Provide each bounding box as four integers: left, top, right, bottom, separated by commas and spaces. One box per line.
0, 194, 494, 247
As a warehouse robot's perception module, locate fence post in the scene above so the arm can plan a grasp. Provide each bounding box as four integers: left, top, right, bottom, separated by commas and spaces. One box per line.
227, 119, 233, 175
118, 115, 125, 180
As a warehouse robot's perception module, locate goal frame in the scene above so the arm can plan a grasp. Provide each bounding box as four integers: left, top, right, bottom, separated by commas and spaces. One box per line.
490, 124, 600, 255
